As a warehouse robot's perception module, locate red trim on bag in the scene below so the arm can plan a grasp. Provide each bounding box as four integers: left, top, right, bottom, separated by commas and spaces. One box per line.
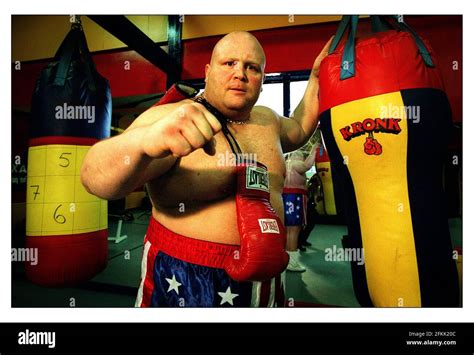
319, 31, 445, 113
25, 229, 108, 286
29, 136, 99, 147
315, 147, 330, 163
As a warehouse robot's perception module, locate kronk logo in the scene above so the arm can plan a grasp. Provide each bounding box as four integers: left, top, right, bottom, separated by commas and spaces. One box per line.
339, 118, 402, 156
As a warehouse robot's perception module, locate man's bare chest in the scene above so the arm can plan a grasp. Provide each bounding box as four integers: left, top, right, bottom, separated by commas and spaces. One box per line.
148, 120, 285, 207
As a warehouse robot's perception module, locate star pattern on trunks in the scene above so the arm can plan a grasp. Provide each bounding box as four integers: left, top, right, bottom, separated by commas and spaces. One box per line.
165, 274, 182, 295
218, 286, 239, 306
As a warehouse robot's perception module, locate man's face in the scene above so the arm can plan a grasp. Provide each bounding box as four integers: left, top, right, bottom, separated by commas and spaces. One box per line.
204, 34, 265, 114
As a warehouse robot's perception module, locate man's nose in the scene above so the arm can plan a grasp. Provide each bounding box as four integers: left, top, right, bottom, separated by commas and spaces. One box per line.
233, 63, 247, 81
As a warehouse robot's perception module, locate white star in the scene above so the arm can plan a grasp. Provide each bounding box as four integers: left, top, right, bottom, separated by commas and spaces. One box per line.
218, 286, 239, 306
165, 274, 182, 295
296, 197, 300, 201
296, 206, 300, 210
296, 215, 300, 218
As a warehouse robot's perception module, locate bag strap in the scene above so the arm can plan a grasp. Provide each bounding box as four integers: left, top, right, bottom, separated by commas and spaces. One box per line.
328, 15, 434, 80
53, 28, 81, 86
53, 24, 98, 91
388, 15, 434, 67
327, 15, 359, 80
340, 16, 359, 80
328, 15, 351, 54
370, 16, 392, 32
77, 29, 98, 91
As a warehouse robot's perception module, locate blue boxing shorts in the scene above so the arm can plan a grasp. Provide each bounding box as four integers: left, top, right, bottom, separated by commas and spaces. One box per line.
282, 188, 308, 226
135, 217, 286, 307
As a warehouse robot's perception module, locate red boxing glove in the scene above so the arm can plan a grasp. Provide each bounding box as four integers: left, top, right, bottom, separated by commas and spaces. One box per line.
373, 139, 383, 155
225, 160, 289, 282
364, 136, 376, 155
364, 136, 382, 156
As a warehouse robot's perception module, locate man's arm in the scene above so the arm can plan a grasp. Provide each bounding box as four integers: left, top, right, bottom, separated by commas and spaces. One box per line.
289, 146, 317, 175
81, 101, 221, 200
292, 145, 317, 174
303, 144, 317, 170
290, 160, 309, 175
80, 104, 178, 200
280, 37, 332, 152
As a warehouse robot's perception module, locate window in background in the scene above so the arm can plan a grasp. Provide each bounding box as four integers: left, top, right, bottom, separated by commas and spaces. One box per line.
255, 82, 284, 116
289, 80, 308, 116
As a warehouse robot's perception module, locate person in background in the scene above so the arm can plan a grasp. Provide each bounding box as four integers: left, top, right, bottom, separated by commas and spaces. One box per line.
298, 129, 323, 252
298, 172, 321, 252
283, 143, 317, 272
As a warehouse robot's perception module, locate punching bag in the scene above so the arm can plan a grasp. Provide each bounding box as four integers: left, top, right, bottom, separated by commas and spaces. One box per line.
26, 22, 111, 286
318, 16, 459, 307
314, 143, 338, 216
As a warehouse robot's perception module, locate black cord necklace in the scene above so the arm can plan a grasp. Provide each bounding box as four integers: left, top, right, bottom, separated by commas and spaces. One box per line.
192, 95, 243, 156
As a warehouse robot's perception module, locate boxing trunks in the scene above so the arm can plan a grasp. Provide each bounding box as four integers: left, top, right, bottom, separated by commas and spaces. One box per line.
282, 188, 308, 226
135, 217, 286, 307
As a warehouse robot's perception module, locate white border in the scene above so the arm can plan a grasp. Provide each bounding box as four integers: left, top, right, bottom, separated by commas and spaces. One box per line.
2, 1, 472, 323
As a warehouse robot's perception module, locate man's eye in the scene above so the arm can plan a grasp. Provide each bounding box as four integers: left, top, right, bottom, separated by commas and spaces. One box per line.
247, 65, 260, 72
226, 61, 234, 66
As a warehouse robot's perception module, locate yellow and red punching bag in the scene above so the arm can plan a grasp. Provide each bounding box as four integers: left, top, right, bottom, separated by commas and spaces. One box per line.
314, 143, 338, 216
26, 23, 111, 286
318, 16, 459, 307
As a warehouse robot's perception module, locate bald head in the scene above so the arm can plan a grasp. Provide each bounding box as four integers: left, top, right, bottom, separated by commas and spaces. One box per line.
203, 31, 266, 119
210, 31, 266, 69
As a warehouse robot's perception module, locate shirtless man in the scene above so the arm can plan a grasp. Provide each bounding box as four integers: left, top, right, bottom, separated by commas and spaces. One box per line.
81, 31, 331, 307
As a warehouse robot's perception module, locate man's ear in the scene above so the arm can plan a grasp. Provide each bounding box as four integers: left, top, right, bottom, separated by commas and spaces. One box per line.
262, 72, 266, 85
205, 64, 210, 81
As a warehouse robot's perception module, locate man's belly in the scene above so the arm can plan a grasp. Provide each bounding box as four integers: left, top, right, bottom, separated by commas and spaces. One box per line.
152, 192, 284, 245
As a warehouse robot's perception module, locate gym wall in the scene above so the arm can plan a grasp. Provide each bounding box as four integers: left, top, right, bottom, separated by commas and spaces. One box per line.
11, 15, 462, 241
12, 15, 461, 122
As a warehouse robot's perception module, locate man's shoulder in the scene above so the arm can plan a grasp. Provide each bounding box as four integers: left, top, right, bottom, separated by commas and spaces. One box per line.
129, 99, 192, 129
251, 105, 281, 122
252, 105, 276, 114
146, 98, 193, 116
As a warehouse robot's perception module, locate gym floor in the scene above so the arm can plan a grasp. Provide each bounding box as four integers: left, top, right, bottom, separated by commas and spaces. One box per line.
11, 211, 462, 308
